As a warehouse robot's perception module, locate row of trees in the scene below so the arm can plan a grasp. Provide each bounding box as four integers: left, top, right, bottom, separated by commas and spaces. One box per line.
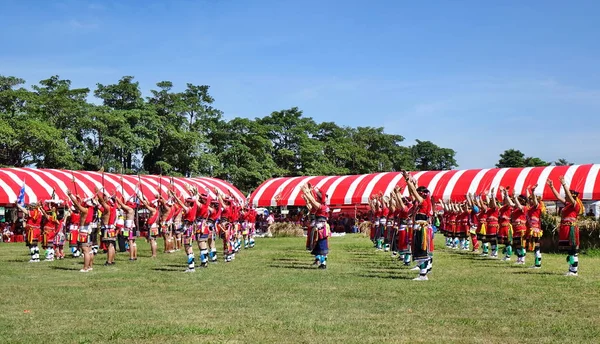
0, 75, 458, 193
496, 149, 573, 168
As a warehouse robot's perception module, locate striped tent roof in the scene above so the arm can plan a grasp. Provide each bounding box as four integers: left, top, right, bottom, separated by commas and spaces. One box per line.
0, 168, 244, 206
249, 164, 600, 207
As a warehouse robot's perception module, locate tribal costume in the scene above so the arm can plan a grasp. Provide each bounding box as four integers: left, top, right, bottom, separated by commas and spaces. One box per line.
526, 203, 543, 268
25, 208, 42, 262
498, 204, 513, 261
510, 202, 528, 264
558, 200, 582, 275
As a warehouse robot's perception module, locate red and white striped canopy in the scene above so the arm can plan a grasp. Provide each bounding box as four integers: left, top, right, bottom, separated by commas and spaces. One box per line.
0, 168, 244, 206
249, 164, 600, 207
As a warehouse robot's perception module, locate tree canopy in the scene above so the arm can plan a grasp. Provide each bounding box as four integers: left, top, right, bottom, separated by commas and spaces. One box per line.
0, 75, 460, 193
496, 149, 550, 168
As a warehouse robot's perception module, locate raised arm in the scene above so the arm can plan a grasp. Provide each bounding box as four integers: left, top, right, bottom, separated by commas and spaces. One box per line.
558, 176, 576, 205
529, 185, 539, 207
402, 171, 423, 203
96, 188, 110, 211
66, 190, 86, 213
512, 193, 524, 211
546, 179, 566, 204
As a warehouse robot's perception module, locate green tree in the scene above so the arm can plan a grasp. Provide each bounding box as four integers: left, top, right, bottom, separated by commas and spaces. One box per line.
496, 149, 525, 168
411, 140, 458, 170
524, 157, 550, 167
553, 158, 574, 166
94, 76, 154, 172
26, 76, 91, 169
0, 76, 33, 166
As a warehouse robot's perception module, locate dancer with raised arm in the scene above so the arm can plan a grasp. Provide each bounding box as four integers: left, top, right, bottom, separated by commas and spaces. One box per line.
66, 190, 95, 272
498, 187, 514, 261
509, 193, 529, 265
139, 194, 160, 258
301, 183, 331, 269
547, 177, 584, 276
401, 171, 433, 281
115, 196, 138, 261
525, 185, 543, 269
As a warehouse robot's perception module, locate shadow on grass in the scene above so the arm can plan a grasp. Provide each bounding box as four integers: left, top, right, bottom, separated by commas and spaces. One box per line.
152, 267, 185, 272
272, 258, 306, 263
511, 270, 561, 276
267, 264, 316, 270
6, 259, 27, 263
50, 266, 80, 271
358, 273, 413, 280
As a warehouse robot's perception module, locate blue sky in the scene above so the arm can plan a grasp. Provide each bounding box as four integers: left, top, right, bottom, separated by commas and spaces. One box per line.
1, 0, 599, 169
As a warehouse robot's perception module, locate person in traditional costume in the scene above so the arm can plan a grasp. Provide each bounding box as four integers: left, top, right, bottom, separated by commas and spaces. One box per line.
498, 187, 514, 261
66, 190, 95, 272
158, 196, 175, 254
547, 177, 584, 276
446, 201, 459, 249
39, 201, 58, 261
401, 171, 434, 281
367, 195, 379, 246
483, 188, 500, 258
466, 194, 480, 253
455, 202, 470, 250
215, 188, 234, 262
509, 193, 529, 265
16, 202, 42, 262
97, 189, 118, 266
115, 197, 137, 261
301, 183, 331, 269
207, 193, 221, 263
471, 192, 489, 256
525, 185, 544, 268
66, 204, 81, 258
171, 189, 199, 272
392, 186, 413, 266
171, 198, 184, 252
139, 194, 160, 258
247, 206, 257, 248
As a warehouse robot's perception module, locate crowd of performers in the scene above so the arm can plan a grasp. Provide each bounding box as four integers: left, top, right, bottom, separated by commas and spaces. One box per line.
15, 184, 258, 273
367, 175, 585, 279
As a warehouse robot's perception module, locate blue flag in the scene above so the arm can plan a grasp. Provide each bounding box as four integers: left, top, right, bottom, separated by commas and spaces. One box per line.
17, 183, 26, 206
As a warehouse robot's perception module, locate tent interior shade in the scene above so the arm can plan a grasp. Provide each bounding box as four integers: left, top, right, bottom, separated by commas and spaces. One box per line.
248, 164, 600, 207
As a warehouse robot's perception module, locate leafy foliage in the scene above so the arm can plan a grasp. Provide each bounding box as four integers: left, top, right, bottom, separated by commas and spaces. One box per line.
496, 149, 550, 168
1, 74, 459, 193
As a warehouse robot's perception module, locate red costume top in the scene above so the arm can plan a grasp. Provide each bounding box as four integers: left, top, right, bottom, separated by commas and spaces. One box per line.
415, 197, 432, 218
42, 216, 55, 233
84, 206, 95, 225
197, 197, 211, 219
527, 204, 541, 229
209, 203, 221, 221
457, 211, 469, 233
381, 206, 390, 219
99, 204, 118, 226
26, 209, 42, 229
184, 202, 198, 222
560, 201, 581, 224
69, 212, 80, 228
485, 208, 499, 226
476, 208, 487, 232
147, 209, 160, 225
511, 206, 528, 232
315, 204, 330, 219
221, 204, 231, 221
498, 205, 512, 226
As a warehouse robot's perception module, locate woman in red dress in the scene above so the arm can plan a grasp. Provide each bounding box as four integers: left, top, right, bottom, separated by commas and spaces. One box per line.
525, 185, 543, 269
547, 176, 584, 276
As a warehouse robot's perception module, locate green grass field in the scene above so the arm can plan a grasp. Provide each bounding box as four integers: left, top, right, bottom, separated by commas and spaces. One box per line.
1, 234, 600, 344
